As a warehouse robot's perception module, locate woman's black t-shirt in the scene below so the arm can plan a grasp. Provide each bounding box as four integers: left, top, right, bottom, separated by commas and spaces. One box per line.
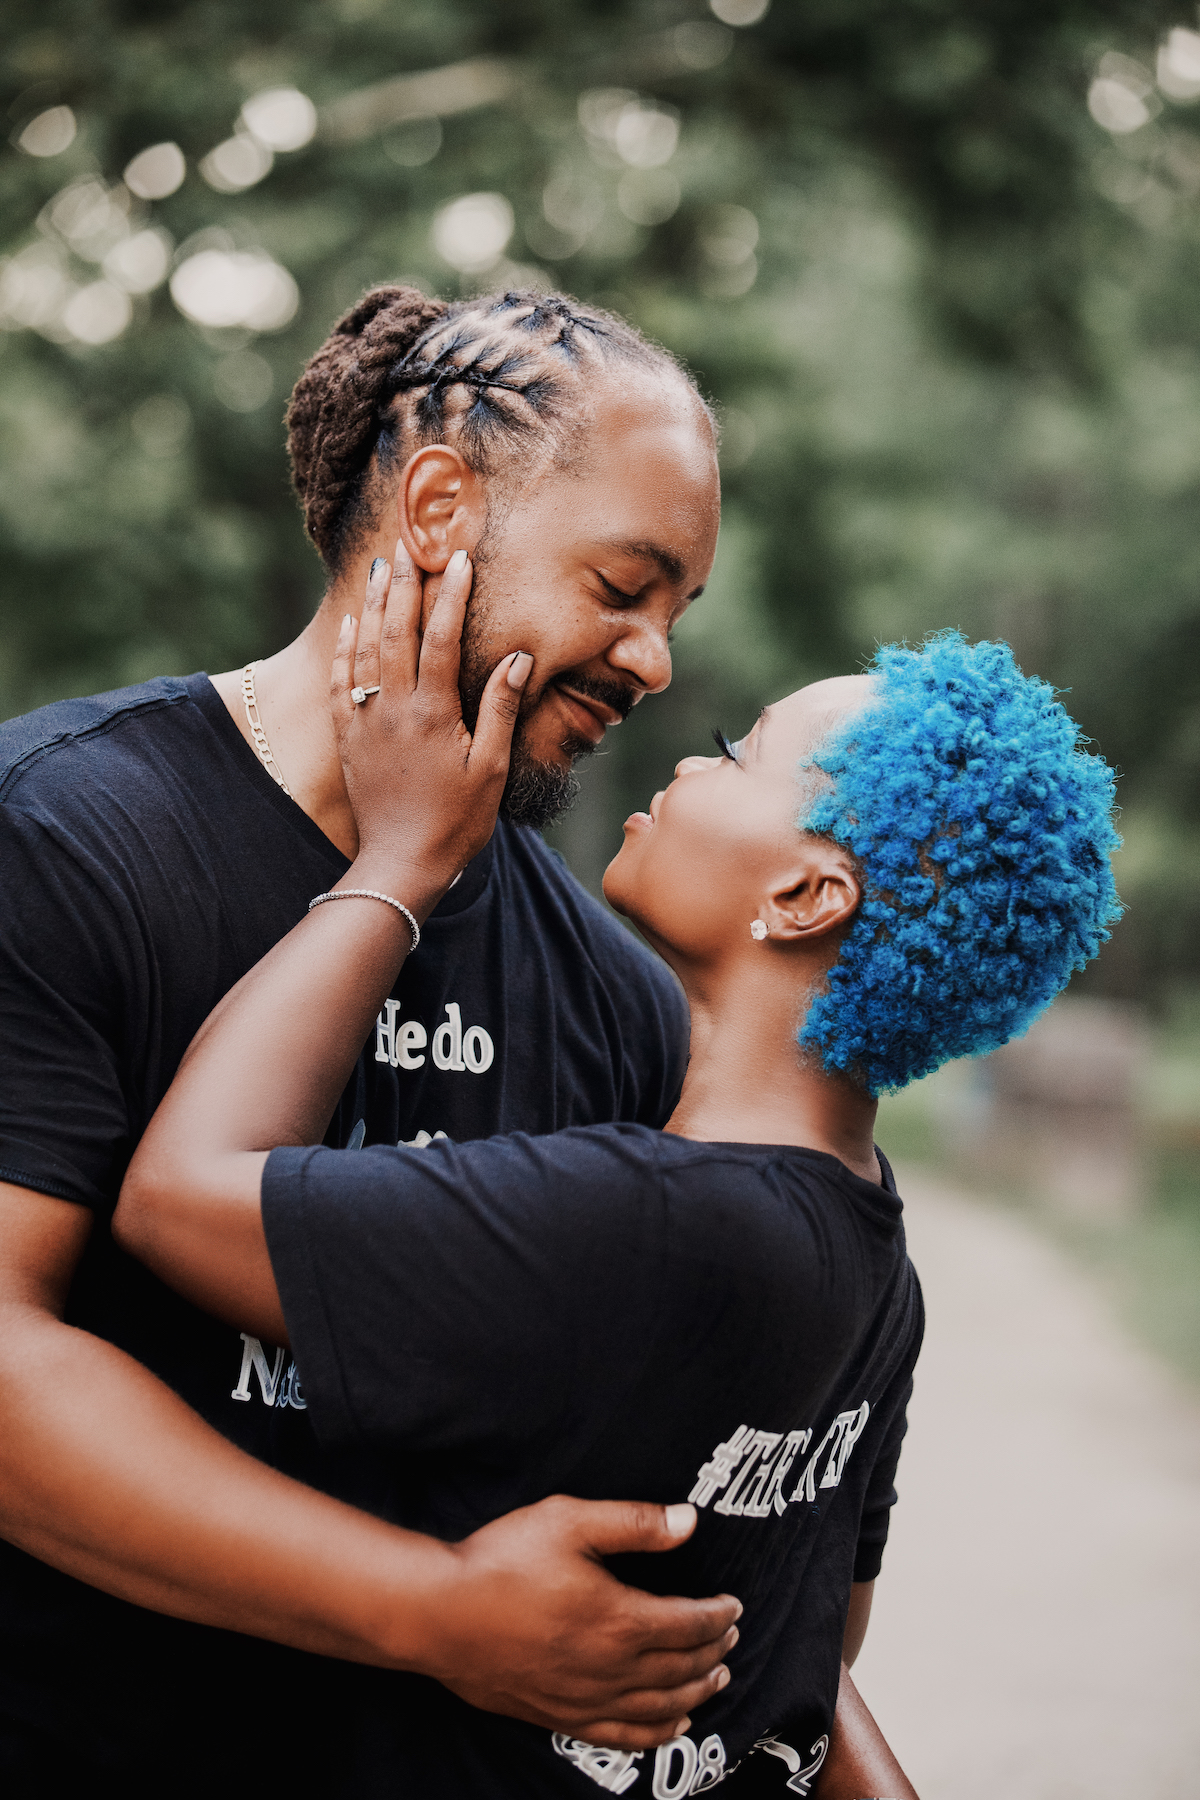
263, 1125, 924, 1797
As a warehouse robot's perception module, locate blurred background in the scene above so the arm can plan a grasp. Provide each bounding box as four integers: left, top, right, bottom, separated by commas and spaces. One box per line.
2, 2, 1198, 1789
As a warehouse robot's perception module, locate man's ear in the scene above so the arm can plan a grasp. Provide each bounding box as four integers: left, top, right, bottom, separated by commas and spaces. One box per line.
761, 843, 860, 943
393, 446, 487, 573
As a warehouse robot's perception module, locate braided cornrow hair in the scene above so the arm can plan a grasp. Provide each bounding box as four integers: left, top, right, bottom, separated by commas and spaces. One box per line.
286, 284, 705, 572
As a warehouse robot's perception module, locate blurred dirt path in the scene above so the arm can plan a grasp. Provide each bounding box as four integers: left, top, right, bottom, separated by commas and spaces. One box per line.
852, 1168, 1200, 1799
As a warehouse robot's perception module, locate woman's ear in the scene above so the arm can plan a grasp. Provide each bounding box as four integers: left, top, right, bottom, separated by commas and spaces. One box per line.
760, 843, 861, 943
393, 446, 487, 572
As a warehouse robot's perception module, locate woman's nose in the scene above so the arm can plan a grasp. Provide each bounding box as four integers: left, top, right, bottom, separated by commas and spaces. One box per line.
674, 753, 721, 779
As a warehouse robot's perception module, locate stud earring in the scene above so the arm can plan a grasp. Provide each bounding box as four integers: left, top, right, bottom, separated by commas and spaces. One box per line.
750, 919, 769, 941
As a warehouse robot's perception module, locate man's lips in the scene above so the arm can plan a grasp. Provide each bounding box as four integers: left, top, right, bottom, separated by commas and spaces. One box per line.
551, 682, 625, 744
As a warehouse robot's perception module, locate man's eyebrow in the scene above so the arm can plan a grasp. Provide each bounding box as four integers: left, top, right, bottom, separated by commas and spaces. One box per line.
596, 537, 688, 588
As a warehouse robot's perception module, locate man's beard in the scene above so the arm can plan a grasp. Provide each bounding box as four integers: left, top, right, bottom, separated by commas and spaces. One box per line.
457, 569, 635, 831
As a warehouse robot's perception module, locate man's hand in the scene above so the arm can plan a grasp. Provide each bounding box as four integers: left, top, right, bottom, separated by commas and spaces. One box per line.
425, 1496, 740, 1750
4, 1185, 739, 1750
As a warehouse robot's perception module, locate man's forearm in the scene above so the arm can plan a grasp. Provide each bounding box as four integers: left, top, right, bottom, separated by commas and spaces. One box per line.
0, 1302, 450, 1665
814, 1663, 919, 1800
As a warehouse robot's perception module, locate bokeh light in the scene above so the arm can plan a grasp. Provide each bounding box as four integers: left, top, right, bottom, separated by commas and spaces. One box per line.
239, 88, 317, 153
383, 117, 443, 167
542, 172, 604, 238
578, 90, 680, 168
123, 142, 187, 200
42, 181, 130, 261
699, 204, 759, 296
432, 192, 514, 272
672, 23, 733, 70
169, 249, 299, 330
213, 349, 275, 412
103, 230, 172, 294
1088, 55, 1158, 134
15, 106, 76, 158
709, 0, 770, 26
200, 135, 274, 194
0, 245, 70, 333
617, 169, 681, 226
62, 280, 132, 345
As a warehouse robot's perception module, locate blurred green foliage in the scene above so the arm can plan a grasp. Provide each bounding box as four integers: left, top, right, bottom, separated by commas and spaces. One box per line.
3, 0, 1199, 1008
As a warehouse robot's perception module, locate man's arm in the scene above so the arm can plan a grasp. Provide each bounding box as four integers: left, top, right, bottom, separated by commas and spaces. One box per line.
812, 1582, 918, 1800
0, 1179, 738, 1748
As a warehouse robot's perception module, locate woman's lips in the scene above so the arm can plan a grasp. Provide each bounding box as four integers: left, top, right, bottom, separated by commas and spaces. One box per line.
623, 789, 664, 832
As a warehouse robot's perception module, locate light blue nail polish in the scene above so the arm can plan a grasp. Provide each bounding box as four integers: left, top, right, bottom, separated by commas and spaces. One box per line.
369, 556, 386, 580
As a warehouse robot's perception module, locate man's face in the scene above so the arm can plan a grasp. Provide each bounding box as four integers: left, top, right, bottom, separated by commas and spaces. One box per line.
457, 376, 721, 827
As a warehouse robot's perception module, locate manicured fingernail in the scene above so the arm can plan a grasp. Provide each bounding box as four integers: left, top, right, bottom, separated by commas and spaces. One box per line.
726, 1626, 739, 1649
369, 556, 387, 582
506, 651, 533, 690
338, 613, 353, 645
676, 1718, 691, 1735
716, 1666, 731, 1690
733, 1600, 743, 1621
447, 547, 468, 572
664, 1503, 695, 1538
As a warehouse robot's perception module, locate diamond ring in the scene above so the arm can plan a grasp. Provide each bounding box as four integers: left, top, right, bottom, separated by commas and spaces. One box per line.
350, 684, 381, 705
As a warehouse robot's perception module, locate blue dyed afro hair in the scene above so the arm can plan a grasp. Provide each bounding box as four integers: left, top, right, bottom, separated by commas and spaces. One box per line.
798, 632, 1122, 1096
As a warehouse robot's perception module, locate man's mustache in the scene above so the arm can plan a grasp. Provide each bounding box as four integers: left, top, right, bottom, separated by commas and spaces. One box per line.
537, 668, 638, 723
458, 654, 637, 738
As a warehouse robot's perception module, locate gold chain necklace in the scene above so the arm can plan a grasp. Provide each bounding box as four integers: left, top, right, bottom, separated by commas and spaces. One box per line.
241, 663, 293, 797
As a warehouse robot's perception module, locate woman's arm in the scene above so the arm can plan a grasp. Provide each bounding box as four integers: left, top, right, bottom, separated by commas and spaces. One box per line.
813, 1582, 919, 1799
815, 1663, 919, 1800
115, 547, 527, 1330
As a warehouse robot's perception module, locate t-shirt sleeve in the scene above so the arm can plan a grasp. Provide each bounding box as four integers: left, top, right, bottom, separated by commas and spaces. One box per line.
853, 1374, 914, 1583
0, 805, 138, 1210
262, 1128, 666, 1455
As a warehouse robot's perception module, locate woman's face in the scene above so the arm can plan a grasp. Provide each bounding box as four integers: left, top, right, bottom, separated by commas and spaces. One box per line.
603, 675, 872, 960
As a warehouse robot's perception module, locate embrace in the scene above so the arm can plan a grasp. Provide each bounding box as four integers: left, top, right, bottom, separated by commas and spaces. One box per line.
0, 287, 1119, 1798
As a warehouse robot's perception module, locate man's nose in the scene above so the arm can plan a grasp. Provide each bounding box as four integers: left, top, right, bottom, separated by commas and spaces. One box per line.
607, 617, 673, 696
674, 753, 721, 778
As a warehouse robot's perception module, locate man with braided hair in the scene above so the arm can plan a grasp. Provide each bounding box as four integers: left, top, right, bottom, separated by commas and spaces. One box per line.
0, 285, 731, 1793
280, 283, 716, 830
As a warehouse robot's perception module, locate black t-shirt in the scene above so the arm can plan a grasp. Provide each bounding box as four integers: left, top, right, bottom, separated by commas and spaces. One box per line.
0, 675, 688, 1783
263, 1126, 924, 1798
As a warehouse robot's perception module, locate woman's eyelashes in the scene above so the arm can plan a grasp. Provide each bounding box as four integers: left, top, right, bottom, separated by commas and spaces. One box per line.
712, 728, 740, 763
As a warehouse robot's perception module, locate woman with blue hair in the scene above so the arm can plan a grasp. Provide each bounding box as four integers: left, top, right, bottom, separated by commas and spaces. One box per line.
115, 568, 1119, 1798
